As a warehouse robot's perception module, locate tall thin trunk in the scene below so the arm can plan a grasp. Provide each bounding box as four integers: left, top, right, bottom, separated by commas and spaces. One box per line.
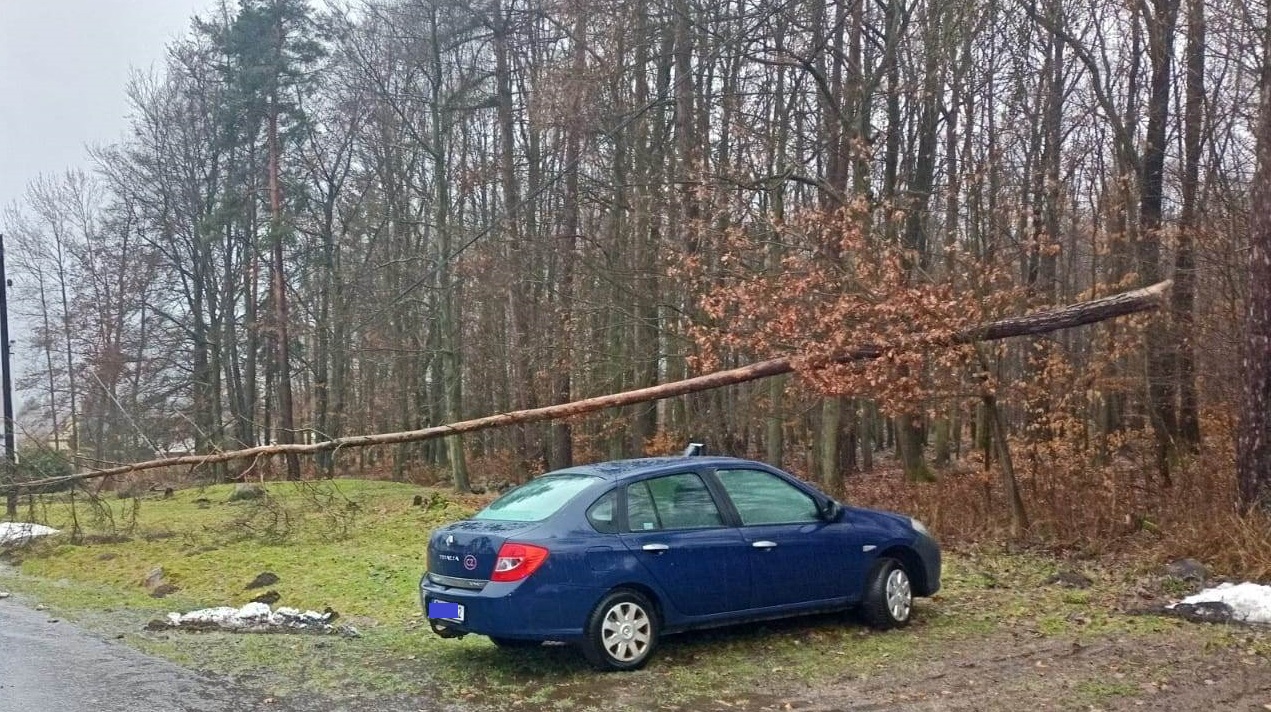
1237, 10, 1271, 512
1138, 0, 1181, 486
53, 230, 80, 463
1174, 0, 1204, 449
985, 392, 1029, 538
36, 269, 61, 452
549, 11, 587, 470
431, 5, 470, 491
268, 14, 300, 481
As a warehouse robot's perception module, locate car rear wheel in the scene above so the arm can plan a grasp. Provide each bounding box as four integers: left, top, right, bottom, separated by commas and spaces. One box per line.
580, 589, 659, 671
860, 557, 912, 629
489, 636, 541, 649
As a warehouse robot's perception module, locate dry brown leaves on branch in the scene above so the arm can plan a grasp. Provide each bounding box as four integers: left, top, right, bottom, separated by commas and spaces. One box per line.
685, 206, 1020, 413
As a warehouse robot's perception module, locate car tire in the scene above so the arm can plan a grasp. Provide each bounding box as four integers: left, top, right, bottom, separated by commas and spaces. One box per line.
579, 589, 660, 671
489, 636, 541, 649
860, 557, 913, 629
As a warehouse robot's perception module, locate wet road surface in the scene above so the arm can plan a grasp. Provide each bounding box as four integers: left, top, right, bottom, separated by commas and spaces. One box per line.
0, 596, 275, 712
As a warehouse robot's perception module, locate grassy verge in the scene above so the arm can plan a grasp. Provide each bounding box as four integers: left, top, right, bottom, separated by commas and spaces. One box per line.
0, 481, 1245, 710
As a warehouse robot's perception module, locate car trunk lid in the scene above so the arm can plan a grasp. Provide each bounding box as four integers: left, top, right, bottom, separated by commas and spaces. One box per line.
428, 519, 540, 583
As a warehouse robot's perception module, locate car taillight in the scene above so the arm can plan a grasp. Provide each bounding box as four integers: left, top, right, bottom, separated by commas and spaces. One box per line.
490, 542, 549, 582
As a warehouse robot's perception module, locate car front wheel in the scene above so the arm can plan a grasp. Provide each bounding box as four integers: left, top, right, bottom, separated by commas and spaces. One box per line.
580, 589, 659, 671
860, 557, 912, 629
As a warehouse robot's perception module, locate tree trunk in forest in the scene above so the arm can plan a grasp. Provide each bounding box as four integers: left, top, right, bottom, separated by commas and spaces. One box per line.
897, 414, 933, 482
3, 282, 1171, 493
766, 375, 786, 467
627, 0, 660, 457
1237, 17, 1271, 513
53, 231, 80, 464
984, 392, 1029, 538
430, 6, 469, 491
549, 11, 587, 471
269, 95, 300, 481
493, 0, 534, 467
843, 400, 858, 474
1174, 0, 1204, 449
932, 416, 950, 467
820, 397, 842, 491
860, 401, 874, 472
1137, 0, 1181, 487
977, 401, 993, 470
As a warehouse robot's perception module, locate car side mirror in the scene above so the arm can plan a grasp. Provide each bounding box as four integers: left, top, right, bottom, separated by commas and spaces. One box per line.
819, 499, 841, 522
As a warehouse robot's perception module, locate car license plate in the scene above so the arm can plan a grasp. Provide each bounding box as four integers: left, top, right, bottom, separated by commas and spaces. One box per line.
428, 600, 465, 622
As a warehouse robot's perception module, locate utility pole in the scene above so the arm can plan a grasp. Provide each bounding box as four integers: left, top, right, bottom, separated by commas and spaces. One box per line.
1, 233, 16, 518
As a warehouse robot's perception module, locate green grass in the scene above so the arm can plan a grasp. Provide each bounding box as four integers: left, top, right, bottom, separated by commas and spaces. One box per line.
8, 481, 456, 621
0, 484, 1234, 710
1072, 678, 1141, 706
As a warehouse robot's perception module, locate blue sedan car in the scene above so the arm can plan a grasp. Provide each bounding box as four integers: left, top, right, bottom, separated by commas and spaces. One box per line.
420, 454, 940, 670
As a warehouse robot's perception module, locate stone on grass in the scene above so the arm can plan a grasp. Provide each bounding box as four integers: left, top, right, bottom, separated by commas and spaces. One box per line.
245, 572, 280, 590
250, 590, 281, 605
1046, 569, 1093, 589
1165, 558, 1208, 582
142, 566, 165, 589
150, 583, 180, 599
228, 483, 266, 502
1169, 600, 1233, 624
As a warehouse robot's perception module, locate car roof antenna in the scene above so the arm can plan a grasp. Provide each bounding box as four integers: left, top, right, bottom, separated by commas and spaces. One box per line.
683, 442, 705, 457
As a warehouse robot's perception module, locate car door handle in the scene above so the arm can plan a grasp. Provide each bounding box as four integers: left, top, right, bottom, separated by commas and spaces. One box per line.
641, 543, 670, 553
752, 541, 778, 550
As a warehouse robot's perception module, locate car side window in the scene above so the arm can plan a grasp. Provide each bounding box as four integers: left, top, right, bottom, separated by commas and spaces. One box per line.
625, 473, 723, 531
586, 490, 619, 534
627, 481, 660, 531
716, 469, 819, 525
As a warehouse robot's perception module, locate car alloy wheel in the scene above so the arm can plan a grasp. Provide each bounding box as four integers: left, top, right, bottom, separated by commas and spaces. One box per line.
861, 557, 913, 629
885, 567, 912, 622
581, 589, 659, 671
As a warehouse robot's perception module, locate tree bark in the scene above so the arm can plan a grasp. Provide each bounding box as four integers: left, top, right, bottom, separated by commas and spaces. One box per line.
1137, 0, 1182, 486
1237, 17, 1271, 512
430, 5, 469, 492
984, 391, 1029, 538
1174, 0, 1205, 449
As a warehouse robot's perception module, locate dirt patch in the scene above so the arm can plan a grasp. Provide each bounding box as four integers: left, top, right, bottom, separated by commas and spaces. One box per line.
790, 627, 1271, 711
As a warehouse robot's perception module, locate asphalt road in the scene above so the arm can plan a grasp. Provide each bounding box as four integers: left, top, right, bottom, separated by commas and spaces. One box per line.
0, 596, 274, 712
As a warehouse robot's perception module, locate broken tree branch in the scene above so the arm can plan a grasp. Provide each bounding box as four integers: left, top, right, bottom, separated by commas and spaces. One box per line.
2, 281, 1171, 495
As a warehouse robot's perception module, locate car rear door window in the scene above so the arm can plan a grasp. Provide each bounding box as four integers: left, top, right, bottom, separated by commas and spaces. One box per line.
716, 469, 819, 525
625, 473, 723, 530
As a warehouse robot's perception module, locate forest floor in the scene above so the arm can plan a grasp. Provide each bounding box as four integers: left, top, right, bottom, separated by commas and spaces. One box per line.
1, 480, 1269, 711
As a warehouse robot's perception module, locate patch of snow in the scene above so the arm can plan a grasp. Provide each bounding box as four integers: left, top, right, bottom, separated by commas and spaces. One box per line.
163, 602, 357, 636
1172, 582, 1271, 625
0, 522, 60, 545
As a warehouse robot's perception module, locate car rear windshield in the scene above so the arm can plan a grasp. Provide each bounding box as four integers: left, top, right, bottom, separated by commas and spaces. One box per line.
473, 474, 598, 522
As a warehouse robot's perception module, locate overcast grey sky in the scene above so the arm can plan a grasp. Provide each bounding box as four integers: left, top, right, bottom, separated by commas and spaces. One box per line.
1, 0, 215, 212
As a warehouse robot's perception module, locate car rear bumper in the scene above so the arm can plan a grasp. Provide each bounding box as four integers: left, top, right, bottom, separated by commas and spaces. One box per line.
420, 574, 597, 641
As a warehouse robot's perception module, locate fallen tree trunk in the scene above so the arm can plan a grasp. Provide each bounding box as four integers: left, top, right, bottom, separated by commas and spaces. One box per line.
1, 281, 1170, 495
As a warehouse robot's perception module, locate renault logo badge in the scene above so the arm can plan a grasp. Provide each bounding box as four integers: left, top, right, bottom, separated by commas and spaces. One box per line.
446, 534, 455, 546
